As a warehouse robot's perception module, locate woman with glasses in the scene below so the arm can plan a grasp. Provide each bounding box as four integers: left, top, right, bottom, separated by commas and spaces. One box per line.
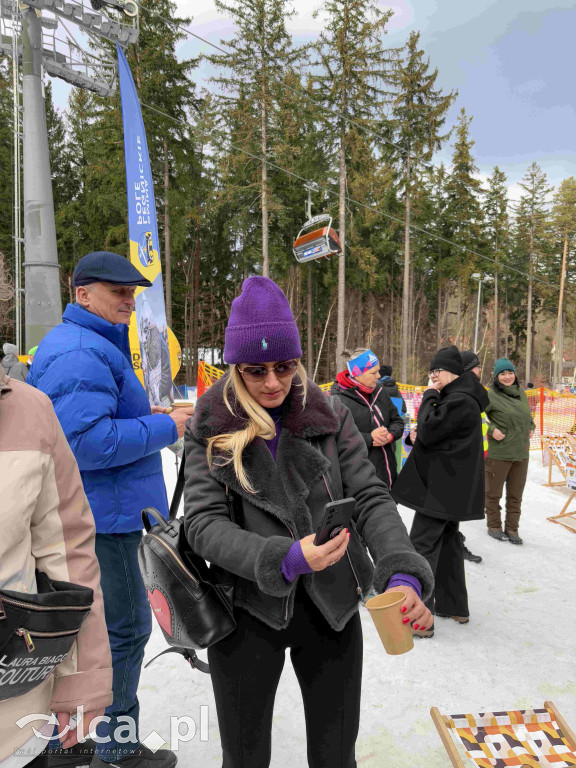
391, 345, 489, 638
484, 358, 535, 545
182, 277, 433, 768
331, 348, 405, 488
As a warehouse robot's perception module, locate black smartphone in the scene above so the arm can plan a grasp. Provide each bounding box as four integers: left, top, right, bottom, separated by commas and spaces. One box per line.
314, 498, 356, 546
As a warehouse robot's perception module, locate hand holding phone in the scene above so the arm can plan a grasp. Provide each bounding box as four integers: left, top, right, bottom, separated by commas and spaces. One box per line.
300, 528, 350, 572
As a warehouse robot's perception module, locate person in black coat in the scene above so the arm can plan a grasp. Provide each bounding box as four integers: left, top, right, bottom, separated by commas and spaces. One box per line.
391, 345, 489, 638
332, 349, 405, 488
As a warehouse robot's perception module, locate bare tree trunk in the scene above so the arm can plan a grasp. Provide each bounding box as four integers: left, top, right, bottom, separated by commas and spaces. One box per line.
554, 234, 569, 387
401, 156, 411, 382
504, 290, 509, 358
307, 265, 313, 377
191, 240, 201, 383
261, 98, 269, 277
525, 232, 534, 384
336, 133, 347, 371
163, 140, 172, 328
436, 278, 442, 349
493, 241, 498, 361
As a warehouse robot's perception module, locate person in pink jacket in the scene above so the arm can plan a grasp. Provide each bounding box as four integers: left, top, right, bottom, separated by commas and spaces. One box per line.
0, 371, 112, 768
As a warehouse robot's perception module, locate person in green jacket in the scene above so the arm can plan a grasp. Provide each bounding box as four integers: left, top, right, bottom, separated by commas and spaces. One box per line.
485, 358, 535, 545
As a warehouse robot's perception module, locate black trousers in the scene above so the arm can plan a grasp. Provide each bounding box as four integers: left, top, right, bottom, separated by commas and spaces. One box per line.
409, 512, 469, 618
207, 586, 363, 768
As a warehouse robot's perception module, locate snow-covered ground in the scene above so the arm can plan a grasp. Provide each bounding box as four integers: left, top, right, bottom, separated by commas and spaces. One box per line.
138, 451, 576, 766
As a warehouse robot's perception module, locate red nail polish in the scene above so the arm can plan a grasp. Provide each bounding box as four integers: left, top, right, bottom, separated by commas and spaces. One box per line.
401, 606, 407, 614
402, 616, 410, 624
413, 624, 419, 630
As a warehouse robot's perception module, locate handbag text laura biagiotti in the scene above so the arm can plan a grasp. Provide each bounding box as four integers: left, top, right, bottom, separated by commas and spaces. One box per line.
0, 571, 93, 702
138, 453, 239, 674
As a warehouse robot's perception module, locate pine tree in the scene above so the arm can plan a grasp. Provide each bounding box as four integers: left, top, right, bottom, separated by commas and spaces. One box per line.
551, 177, 576, 385
515, 162, 552, 382
483, 166, 509, 362
444, 108, 485, 346
207, 0, 300, 278
315, 0, 394, 371
0, 58, 14, 263
388, 31, 456, 380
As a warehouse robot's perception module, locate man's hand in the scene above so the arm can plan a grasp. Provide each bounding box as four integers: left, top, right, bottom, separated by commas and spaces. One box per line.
492, 428, 506, 441
409, 428, 418, 444
300, 528, 350, 571
168, 406, 195, 438
57, 709, 104, 748
151, 405, 171, 414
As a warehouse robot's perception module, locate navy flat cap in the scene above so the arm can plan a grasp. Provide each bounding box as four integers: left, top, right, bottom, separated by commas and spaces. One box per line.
72, 251, 153, 288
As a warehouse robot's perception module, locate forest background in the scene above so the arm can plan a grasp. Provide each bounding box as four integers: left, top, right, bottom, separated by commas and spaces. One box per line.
1, 0, 575, 387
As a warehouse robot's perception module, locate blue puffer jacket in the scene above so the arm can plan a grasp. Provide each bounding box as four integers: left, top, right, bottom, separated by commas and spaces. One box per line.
27, 304, 177, 533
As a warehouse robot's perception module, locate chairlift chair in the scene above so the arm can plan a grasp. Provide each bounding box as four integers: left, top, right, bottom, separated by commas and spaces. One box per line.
293, 214, 342, 264
90, 0, 138, 18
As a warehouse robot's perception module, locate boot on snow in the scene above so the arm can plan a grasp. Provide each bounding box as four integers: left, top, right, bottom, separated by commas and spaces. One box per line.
26, 739, 96, 768
458, 532, 482, 563
487, 528, 509, 542
90, 745, 177, 768
505, 530, 524, 545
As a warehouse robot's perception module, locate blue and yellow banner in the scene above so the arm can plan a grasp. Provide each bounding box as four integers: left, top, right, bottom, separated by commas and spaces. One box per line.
117, 43, 175, 406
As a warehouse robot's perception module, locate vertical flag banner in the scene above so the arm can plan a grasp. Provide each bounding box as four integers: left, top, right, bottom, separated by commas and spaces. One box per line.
117, 43, 174, 407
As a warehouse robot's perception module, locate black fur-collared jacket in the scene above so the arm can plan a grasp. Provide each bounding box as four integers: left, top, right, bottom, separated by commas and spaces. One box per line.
183, 376, 433, 631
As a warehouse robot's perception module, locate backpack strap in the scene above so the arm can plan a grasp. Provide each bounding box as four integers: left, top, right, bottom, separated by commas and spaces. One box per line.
171, 453, 243, 526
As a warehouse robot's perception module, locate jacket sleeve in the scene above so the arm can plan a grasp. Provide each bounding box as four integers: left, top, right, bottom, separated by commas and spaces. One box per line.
36, 349, 177, 470
30, 404, 112, 714
416, 389, 476, 447
182, 431, 293, 598
332, 400, 434, 600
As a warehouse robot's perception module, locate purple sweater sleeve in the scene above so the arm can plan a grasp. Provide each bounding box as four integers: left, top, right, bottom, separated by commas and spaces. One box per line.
281, 541, 313, 583
386, 573, 422, 598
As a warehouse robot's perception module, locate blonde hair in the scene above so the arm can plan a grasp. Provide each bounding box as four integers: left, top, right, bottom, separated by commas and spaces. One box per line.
206, 361, 308, 493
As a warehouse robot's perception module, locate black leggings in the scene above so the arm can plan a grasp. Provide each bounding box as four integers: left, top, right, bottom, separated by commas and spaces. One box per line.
207, 586, 363, 768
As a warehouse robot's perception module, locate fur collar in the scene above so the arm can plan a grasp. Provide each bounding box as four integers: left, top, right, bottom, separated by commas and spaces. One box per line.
189, 375, 340, 528
191, 375, 340, 442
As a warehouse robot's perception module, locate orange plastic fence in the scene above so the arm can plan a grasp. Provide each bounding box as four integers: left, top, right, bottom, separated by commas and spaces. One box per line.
197, 368, 576, 451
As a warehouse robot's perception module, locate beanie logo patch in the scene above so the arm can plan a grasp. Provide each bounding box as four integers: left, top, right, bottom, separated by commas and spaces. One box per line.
261, 338, 268, 350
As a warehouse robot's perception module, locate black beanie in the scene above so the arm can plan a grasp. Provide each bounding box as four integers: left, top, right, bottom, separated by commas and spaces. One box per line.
429, 345, 463, 375
461, 350, 480, 372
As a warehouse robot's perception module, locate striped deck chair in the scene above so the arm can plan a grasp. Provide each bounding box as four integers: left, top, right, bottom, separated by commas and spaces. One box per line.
431, 702, 576, 767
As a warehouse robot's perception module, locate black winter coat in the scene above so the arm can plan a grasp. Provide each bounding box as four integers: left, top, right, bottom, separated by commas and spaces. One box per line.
183, 377, 433, 632
391, 371, 489, 522
331, 383, 404, 488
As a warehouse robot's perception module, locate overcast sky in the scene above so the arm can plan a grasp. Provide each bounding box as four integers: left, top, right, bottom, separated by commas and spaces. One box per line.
49, 0, 575, 197
171, 0, 576, 198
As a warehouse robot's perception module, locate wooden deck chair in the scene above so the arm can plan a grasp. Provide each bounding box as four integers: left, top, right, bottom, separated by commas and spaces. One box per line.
431, 701, 576, 767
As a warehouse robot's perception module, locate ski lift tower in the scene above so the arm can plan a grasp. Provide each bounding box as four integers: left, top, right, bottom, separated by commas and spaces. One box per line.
0, 0, 139, 350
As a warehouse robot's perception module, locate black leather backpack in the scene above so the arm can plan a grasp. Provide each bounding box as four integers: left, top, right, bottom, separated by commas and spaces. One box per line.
138, 455, 239, 673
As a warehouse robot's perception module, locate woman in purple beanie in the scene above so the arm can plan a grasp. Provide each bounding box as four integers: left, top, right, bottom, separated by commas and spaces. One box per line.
183, 276, 433, 768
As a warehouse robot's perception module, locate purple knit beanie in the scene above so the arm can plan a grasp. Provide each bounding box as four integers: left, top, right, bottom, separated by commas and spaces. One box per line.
224, 277, 302, 364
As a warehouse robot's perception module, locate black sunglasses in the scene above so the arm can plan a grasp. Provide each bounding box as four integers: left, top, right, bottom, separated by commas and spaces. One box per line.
238, 360, 299, 382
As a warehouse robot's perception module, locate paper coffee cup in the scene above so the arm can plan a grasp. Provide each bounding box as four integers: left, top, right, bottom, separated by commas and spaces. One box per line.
365, 591, 414, 655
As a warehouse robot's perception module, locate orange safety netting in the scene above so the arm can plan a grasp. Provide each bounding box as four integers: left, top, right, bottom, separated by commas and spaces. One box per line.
196, 368, 576, 450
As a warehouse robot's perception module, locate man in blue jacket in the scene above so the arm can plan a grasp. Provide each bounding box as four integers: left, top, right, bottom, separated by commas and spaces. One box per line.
29, 252, 194, 768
